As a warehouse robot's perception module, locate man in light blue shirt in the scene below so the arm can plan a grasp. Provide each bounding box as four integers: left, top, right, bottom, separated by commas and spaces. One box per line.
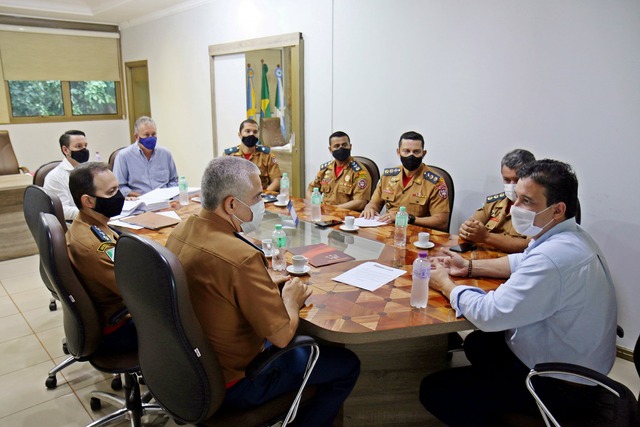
113, 116, 178, 197
420, 159, 617, 426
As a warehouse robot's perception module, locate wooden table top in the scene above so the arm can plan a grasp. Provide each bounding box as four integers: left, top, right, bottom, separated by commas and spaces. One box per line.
128, 197, 506, 344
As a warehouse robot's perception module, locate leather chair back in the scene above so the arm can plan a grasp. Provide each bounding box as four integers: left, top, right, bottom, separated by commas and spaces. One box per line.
36, 213, 102, 358
115, 233, 225, 424
353, 156, 380, 193
427, 164, 455, 233
33, 161, 62, 187
108, 147, 126, 171
0, 130, 21, 175
24, 185, 67, 237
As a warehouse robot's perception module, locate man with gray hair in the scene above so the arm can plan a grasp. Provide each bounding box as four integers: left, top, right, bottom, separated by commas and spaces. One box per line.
166, 156, 360, 427
113, 116, 178, 197
459, 148, 535, 253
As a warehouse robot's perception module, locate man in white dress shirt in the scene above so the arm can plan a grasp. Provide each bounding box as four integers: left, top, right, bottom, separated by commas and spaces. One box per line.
44, 130, 90, 221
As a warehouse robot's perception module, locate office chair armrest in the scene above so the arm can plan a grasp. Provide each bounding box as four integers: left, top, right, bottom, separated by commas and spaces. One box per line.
108, 307, 130, 326
246, 335, 317, 380
530, 363, 628, 396
19, 166, 30, 174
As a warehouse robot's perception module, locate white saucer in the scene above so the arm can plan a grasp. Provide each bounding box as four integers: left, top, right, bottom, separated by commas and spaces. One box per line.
286, 265, 311, 275
273, 201, 288, 207
339, 225, 359, 232
413, 241, 435, 249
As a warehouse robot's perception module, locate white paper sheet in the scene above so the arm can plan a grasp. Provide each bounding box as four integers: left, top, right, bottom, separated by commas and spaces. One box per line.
332, 261, 406, 291
354, 217, 388, 228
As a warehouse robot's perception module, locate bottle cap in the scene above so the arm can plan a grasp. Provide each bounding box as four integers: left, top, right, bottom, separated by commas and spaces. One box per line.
313, 187, 319, 192
399, 206, 406, 212
283, 172, 288, 177
418, 252, 428, 258
275, 224, 282, 230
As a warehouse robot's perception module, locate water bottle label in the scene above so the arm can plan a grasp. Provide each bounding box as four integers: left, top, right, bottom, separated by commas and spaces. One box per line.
277, 237, 286, 248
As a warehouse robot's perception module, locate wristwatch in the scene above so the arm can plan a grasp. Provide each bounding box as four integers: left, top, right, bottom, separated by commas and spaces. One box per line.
408, 214, 416, 225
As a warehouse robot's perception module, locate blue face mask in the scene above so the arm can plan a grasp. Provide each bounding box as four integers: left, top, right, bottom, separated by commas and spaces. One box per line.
139, 136, 157, 150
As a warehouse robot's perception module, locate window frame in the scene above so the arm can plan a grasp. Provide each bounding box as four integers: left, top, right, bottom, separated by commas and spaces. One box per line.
5, 80, 124, 124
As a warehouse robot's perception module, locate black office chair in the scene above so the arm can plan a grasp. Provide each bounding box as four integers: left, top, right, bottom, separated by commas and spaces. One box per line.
36, 212, 163, 425
32, 160, 61, 187
114, 232, 320, 426
526, 334, 640, 426
427, 164, 455, 233
353, 155, 380, 193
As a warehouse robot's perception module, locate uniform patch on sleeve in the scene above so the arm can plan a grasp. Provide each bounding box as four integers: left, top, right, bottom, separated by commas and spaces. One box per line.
437, 183, 448, 199
224, 146, 239, 155
383, 168, 401, 176
105, 247, 115, 262
357, 178, 368, 189
96, 242, 115, 253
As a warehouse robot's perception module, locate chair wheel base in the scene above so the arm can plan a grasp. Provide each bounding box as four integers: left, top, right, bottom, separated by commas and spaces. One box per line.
90, 397, 102, 411
111, 376, 122, 390
45, 376, 57, 389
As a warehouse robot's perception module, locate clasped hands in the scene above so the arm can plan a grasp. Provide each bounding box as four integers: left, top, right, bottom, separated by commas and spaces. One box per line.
429, 249, 468, 295
458, 219, 489, 242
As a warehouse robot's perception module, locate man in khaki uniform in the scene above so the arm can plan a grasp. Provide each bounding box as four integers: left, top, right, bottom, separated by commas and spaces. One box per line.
224, 119, 281, 191
67, 162, 136, 352
459, 149, 535, 253
361, 131, 450, 232
166, 156, 359, 427
306, 131, 371, 211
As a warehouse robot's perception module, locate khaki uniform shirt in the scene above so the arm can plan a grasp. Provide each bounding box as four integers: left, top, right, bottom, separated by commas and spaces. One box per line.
370, 163, 450, 218
166, 209, 290, 384
307, 157, 371, 206
472, 192, 527, 239
66, 211, 125, 329
224, 145, 282, 189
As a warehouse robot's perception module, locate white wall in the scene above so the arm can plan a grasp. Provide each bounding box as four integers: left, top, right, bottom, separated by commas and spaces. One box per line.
114, 0, 639, 350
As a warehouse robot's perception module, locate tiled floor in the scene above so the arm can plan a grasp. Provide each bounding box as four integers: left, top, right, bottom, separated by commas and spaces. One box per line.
0, 254, 638, 426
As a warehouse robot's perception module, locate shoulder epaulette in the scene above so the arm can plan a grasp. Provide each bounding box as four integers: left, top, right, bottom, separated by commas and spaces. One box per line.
224, 146, 239, 155
486, 192, 507, 203
319, 160, 332, 170
90, 225, 112, 243
383, 167, 401, 176
423, 170, 442, 184
256, 145, 271, 154
349, 160, 362, 172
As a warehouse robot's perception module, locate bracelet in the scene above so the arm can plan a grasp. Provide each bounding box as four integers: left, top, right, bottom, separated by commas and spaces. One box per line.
467, 259, 473, 278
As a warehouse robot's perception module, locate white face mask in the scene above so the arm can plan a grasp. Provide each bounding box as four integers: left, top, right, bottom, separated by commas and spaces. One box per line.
233, 198, 265, 234
504, 183, 517, 202
510, 204, 554, 237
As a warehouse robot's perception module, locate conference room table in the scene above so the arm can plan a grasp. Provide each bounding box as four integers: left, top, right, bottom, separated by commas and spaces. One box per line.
130, 197, 506, 427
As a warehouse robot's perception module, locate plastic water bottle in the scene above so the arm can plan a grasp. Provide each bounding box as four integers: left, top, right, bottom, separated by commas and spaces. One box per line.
272, 224, 287, 271
411, 252, 430, 308
95, 151, 101, 162
179, 176, 189, 206
280, 172, 290, 204
394, 206, 408, 247
311, 187, 322, 222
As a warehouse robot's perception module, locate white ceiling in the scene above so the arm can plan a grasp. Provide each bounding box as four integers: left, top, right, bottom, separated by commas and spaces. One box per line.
0, 0, 210, 27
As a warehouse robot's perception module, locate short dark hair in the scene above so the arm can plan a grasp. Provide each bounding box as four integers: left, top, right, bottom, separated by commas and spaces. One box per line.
501, 149, 535, 170
59, 130, 86, 149
329, 131, 350, 145
69, 162, 110, 209
517, 159, 578, 219
398, 131, 424, 149
239, 119, 259, 132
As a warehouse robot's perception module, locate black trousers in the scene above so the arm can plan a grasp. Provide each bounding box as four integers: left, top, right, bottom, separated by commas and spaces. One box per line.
419, 331, 600, 427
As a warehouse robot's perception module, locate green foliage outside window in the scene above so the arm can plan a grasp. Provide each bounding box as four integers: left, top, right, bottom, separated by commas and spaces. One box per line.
8, 80, 118, 118
8, 80, 64, 117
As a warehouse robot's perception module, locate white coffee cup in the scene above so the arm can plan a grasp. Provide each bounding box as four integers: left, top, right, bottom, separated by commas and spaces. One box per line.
262, 239, 273, 256
344, 215, 355, 229
277, 194, 287, 204
291, 255, 308, 272
418, 232, 430, 245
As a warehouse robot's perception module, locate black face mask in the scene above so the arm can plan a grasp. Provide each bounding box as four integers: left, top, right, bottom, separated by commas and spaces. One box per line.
400, 155, 423, 171
332, 147, 351, 162
70, 148, 90, 164
242, 135, 259, 147
91, 190, 125, 218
